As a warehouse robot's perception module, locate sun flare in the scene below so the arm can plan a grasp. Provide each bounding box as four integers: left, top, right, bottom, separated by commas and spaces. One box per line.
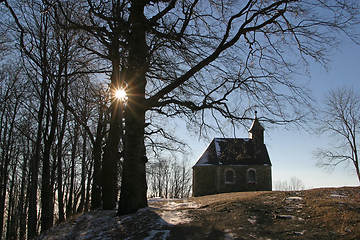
115, 89, 127, 100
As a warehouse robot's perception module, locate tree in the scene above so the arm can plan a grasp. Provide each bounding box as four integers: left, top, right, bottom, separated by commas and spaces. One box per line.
274, 177, 306, 191
147, 155, 192, 198
313, 86, 360, 182
3, 1, 106, 237
7, 1, 55, 235
51, 0, 360, 215
0, 63, 26, 239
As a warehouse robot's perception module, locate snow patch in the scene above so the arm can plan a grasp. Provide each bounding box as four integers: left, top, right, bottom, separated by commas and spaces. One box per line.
284, 196, 303, 203
330, 194, 345, 198
214, 138, 222, 157
156, 200, 200, 225
159, 210, 192, 225
248, 216, 257, 224
294, 230, 307, 235
224, 229, 237, 239
143, 230, 170, 240
161, 200, 199, 210
148, 197, 164, 202
194, 148, 210, 165
214, 138, 227, 158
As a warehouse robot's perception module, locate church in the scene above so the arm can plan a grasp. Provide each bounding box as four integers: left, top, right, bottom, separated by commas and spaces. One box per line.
192, 112, 272, 197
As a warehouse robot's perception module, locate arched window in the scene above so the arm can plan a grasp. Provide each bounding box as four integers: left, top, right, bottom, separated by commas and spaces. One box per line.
247, 169, 256, 183
225, 169, 234, 183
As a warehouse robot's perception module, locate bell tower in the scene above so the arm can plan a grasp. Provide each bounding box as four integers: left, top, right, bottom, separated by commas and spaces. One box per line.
248, 111, 264, 143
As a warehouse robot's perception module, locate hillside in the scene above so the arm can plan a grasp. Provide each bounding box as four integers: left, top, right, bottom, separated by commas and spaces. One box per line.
36, 187, 360, 240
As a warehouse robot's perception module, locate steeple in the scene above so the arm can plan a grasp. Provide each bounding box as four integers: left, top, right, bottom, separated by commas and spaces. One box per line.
248, 111, 264, 143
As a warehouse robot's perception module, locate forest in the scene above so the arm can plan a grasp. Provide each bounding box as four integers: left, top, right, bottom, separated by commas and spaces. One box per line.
0, 1, 193, 238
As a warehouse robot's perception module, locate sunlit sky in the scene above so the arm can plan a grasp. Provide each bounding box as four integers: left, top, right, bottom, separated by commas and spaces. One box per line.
180, 41, 360, 189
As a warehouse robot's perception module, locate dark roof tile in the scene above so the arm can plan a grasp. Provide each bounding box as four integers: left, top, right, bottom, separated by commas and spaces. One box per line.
194, 138, 271, 166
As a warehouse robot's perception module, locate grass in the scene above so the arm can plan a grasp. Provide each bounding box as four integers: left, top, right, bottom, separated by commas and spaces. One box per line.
175, 187, 360, 239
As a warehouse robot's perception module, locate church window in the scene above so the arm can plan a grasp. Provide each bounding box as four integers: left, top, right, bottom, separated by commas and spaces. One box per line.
225, 169, 235, 184
247, 169, 256, 183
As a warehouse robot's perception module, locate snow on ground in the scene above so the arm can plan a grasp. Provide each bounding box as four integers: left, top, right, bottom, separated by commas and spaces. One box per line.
148, 198, 200, 225
36, 198, 200, 240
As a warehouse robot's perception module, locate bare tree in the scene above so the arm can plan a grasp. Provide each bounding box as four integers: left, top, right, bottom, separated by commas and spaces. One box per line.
289, 177, 306, 191
2, 1, 109, 238
147, 157, 169, 198
274, 177, 305, 191
147, 155, 192, 199
169, 157, 192, 198
274, 180, 289, 191
313, 86, 360, 182
0, 63, 26, 239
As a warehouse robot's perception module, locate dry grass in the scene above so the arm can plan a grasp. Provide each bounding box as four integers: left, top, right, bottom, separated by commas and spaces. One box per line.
171, 187, 360, 239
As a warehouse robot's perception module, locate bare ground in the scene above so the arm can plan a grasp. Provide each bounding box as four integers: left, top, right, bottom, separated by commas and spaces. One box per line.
36, 187, 360, 240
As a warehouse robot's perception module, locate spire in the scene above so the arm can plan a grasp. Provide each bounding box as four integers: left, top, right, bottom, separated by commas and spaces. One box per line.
248, 111, 264, 143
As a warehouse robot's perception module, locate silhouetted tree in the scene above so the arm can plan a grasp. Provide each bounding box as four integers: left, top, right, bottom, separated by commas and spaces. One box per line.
4, 1, 107, 237
314, 86, 360, 182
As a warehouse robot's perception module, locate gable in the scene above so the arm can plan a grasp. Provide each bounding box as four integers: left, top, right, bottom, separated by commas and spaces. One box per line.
194, 138, 271, 167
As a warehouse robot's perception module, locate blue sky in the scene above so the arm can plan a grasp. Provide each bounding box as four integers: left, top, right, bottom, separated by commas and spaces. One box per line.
184, 41, 360, 189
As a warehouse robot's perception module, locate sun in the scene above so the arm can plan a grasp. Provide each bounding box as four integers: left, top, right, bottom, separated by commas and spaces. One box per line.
115, 89, 127, 100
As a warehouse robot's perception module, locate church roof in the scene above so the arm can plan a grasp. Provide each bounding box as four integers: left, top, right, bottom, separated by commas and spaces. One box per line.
193, 138, 271, 167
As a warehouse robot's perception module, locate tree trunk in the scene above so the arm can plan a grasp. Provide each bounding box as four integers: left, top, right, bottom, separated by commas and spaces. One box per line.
0, 98, 19, 237
66, 123, 79, 218
91, 106, 104, 209
0, 109, 8, 239
57, 106, 67, 222
102, 44, 122, 210
28, 129, 42, 237
41, 130, 54, 232
117, 0, 149, 215
85, 160, 93, 212
72, 189, 80, 213
56, 64, 68, 223
77, 130, 87, 213
18, 139, 29, 240
102, 103, 121, 209
6, 161, 18, 240
41, 77, 61, 232
118, 103, 147, 214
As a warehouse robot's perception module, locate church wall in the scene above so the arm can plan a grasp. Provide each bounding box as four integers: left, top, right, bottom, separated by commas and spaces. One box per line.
193, 165, 272, 196
218, 165, 272, 192
192, 165, 217, 197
